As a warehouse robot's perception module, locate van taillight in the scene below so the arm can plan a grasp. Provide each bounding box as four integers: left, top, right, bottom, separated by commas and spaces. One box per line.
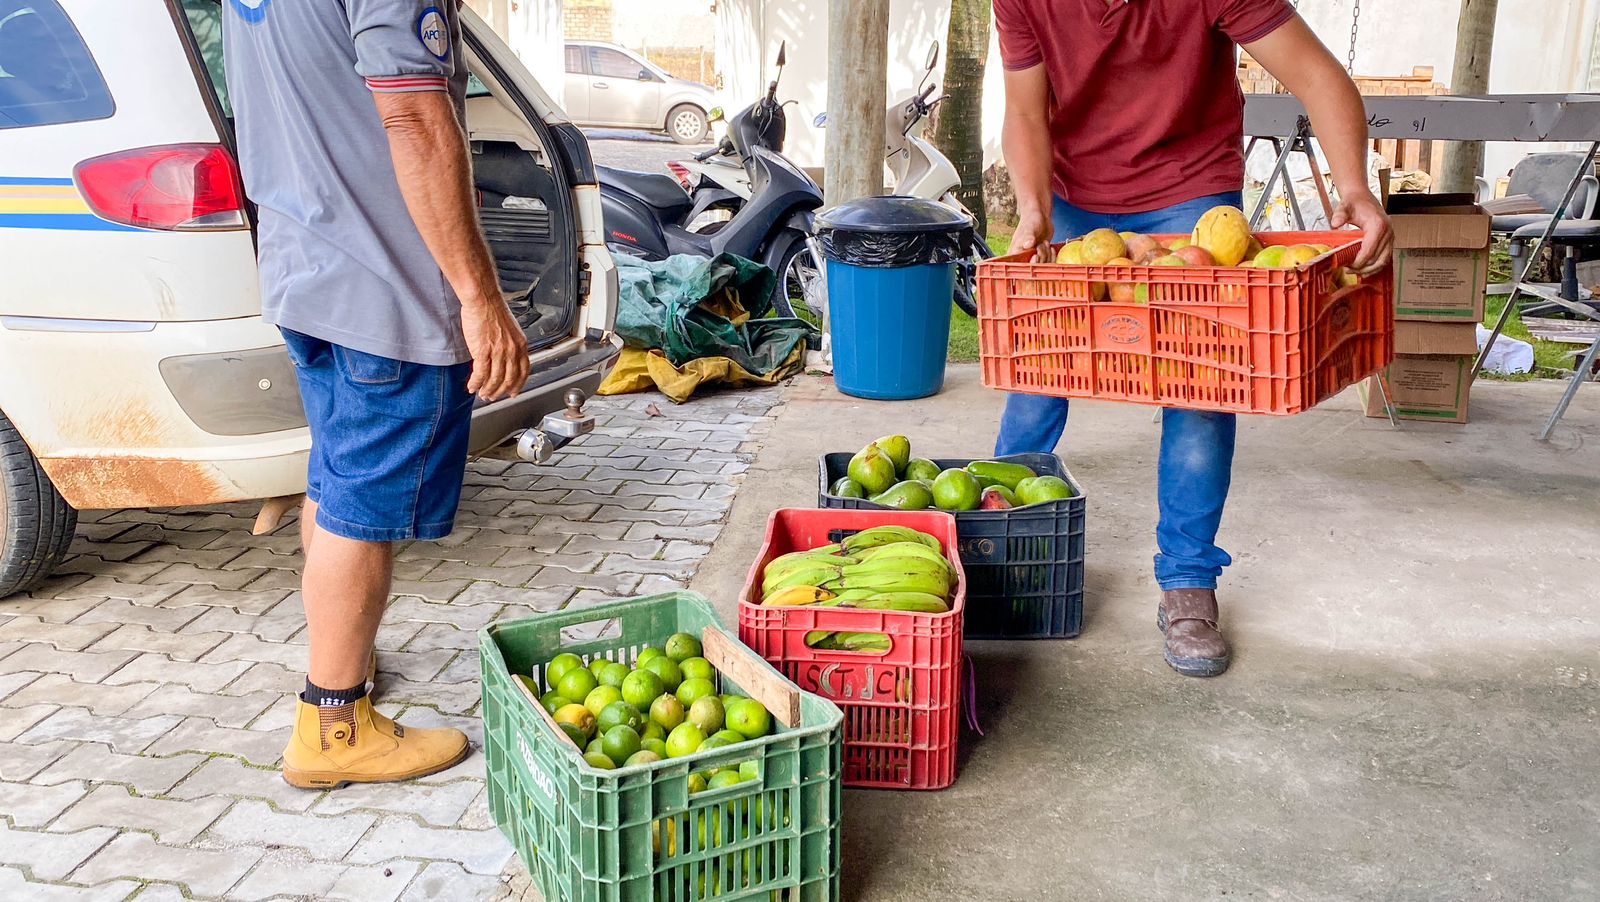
74, 144, 246, 231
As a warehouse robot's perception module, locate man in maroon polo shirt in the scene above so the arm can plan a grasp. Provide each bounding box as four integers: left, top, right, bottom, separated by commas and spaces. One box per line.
993, 0, 1392, 677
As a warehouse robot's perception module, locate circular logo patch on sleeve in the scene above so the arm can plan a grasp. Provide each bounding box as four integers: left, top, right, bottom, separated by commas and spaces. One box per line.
417, 7, 450, 61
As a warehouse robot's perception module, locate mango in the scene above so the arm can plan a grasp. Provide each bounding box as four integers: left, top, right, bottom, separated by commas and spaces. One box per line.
870, 480, 934, 511
965, 460, 1036, 490
829, 477, 865, 499
1191, 205, 1251, 266
978, 486, 1015, 510
1174, 245, 1215, 266
931, 469, 982, 512
1080, 228, 1127, 266
904, 458, 941, 483
1245, 235, 1265, 259
870, 435, 911, 473
1311, 243, 1333, 254
1056, 240, 1085, 265
1018, 475, 1076, 505
1150, 254, 1185, 267
1124, 234, 1161, 262
1168, 237, 1193, 251
1135, 245, 1171, 265
847, 445, 897, 495
1252, 246, 1288, 269
1282, 244, 1320, 267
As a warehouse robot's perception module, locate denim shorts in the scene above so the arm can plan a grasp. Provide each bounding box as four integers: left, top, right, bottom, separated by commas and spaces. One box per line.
282, 329, 474, 542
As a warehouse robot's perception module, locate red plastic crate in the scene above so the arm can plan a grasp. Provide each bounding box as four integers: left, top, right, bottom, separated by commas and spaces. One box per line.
736, 509, 965, 791
976, 231, 1395, 415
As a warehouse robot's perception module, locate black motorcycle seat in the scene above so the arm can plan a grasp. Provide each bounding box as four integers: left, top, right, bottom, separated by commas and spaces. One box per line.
596, 166, 693, 216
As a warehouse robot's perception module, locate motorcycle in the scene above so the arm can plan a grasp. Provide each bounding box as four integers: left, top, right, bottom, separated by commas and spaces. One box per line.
597, 43, 824, 317
815, 41, 992, 317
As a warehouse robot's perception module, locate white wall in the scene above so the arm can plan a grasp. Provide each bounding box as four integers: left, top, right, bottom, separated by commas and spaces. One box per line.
613, 0, 716, 51
467, 0, 566, 106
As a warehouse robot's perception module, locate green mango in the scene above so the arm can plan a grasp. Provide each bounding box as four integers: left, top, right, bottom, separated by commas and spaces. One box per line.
965, 460, 1037, 490
829, 477, 866, 499
848, 445, 897, 495
870, 480, 934, 511
871, 435, 912, 474
1018, 474, 1075, 506
931, 468, 982, 512
904, 457, 941, 483
990, 485, 1020, 507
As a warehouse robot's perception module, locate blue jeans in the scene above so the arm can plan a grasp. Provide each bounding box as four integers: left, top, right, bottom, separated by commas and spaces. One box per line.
996, 191, 1241, 590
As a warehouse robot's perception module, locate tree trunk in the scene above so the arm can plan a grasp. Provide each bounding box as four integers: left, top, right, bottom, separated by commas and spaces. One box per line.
824, 0, 890, 205
1439, 0, 1498, 194
932, 0, 991, 236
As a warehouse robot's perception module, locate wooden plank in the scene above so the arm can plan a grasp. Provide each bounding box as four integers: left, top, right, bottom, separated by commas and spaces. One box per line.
702, 627, 801, 729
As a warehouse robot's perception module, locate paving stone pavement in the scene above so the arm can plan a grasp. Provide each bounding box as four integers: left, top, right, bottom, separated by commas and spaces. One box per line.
0, 389, 782, 901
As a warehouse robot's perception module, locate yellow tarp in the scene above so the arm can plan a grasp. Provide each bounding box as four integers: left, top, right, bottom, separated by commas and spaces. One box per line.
598, 346, 806, 403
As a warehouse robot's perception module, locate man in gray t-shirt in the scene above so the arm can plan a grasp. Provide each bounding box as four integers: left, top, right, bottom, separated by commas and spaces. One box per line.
225, 0, 529, 787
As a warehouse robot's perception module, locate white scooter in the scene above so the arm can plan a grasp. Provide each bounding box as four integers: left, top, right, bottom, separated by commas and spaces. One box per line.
815, 42, 991, 315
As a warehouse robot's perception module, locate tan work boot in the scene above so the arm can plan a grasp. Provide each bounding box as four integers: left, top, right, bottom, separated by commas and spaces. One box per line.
282, 695, 468, 789
1157, 588, 1231, 678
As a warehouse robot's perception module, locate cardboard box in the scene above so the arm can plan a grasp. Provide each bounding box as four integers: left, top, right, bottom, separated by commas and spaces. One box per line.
1360, 322, 1478, 423
1388, 194, 1492, 322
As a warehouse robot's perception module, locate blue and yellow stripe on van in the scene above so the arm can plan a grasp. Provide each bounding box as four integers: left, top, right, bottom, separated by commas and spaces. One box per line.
0, 177, 140, 231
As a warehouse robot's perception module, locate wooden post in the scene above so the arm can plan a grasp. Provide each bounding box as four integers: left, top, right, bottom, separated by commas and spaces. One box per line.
1438, 0, 1499, 194
823, 0, 889, 205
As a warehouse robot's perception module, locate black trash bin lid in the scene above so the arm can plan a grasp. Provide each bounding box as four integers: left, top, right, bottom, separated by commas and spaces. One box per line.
816, 195, 972, 235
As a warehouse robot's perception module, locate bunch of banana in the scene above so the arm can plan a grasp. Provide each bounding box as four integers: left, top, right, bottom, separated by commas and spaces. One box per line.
758, 527, 956, 613
839, 526, 940, 554
803, 631, 893, 652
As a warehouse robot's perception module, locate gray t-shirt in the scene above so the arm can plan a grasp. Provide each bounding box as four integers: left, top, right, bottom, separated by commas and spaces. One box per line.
224, 0, 471, 366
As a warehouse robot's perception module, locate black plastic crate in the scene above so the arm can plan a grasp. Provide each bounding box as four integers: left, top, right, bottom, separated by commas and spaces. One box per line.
817, 452, 1085, 639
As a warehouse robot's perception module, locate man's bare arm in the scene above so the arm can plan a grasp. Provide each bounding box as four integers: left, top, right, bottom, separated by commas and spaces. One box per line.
1245, 18, 1393, 274
1002, 64, 1056, 262
372, 90, 528, 398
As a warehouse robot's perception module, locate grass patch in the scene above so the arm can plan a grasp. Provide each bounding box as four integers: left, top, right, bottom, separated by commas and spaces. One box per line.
1481, 294, 1580, 381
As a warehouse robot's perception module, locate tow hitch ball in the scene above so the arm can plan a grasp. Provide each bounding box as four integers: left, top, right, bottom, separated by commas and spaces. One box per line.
514, 388, 595, 463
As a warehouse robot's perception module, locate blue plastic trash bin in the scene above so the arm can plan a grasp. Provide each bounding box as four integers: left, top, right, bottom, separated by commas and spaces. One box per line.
816, 196, 972, 400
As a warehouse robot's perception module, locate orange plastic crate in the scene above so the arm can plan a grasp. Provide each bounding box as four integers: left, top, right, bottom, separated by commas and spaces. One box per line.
976, 231, 1394, 415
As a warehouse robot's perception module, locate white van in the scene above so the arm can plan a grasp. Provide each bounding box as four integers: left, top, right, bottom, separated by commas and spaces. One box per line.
0, 0, 621, 596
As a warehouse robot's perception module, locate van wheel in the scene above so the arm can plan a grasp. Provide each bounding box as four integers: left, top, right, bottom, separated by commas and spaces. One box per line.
667, 105, 709, 144
0, 411, 77, 599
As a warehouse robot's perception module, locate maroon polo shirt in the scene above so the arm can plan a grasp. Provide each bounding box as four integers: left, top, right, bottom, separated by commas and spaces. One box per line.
994, 0, 1295, 213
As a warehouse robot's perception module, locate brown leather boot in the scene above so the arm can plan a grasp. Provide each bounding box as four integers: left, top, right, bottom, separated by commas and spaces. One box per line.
1157, 588, 1231, 677
282, 695, 468, 789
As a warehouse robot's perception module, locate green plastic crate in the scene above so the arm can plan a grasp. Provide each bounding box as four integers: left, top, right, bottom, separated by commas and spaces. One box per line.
480, 592, 844, 902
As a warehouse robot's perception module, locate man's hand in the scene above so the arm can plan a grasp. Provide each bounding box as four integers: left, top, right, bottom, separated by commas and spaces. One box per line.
1331, 190, 1393, 276
1012, 209, 1055, 263
461, 295, 529, 401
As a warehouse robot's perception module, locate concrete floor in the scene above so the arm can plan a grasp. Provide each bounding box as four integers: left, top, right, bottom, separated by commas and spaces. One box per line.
690, 366, 1600, 901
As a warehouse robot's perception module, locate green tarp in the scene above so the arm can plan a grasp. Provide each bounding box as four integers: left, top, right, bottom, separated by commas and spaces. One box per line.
613, 253, 815, 376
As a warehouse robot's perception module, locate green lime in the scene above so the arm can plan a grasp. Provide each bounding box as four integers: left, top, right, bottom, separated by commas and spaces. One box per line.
738, 760, 760, 781
625, 749, 662, 767
698, 734, 734, 753
678, 657, 715, 683
635, 647, 665, 668
719, 694, 741, 710
664, 632, 702, 663
545, 653, 584, 690
688, 772, 709, 793
600, 724, 642, 763
583, 751, 616, 770
687, 696, 724, 734
621, 668, 666, 709
642, 657, 683, 691
588, 657, 612, 679
597, 700, 644, 735
641, 721, 666, 744
650, 694, 686, 731
675, 677, 716, 708
557, 722, 587, 747
555, 667, 599, 704
641, 737, 668, 758
597, 661, 630, 689
708, 770, 743, 789
711, 729, 743, 746
539, 691, 571, 716
665, 722, 705, 758
586, 737, 604, 756
583, 685, 623, 717
725, 698, 773, 740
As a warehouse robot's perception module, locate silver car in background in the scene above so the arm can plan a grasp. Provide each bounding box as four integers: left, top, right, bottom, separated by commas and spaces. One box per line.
563, 41, 715, 144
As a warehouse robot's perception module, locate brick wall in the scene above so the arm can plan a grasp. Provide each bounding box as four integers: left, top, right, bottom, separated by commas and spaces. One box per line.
641, 47, 715, 85
564, 0, 614, 42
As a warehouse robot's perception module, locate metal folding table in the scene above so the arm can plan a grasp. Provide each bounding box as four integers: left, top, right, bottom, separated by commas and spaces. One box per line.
1244, 93, 1600, 437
